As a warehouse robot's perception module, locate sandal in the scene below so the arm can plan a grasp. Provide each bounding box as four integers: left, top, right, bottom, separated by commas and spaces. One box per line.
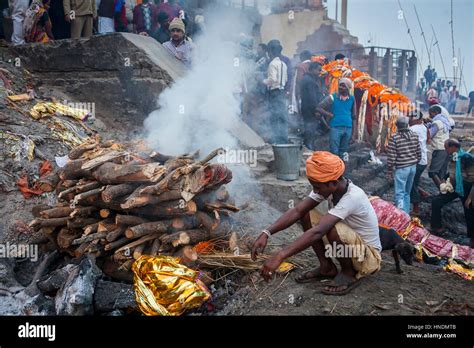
321, 273, 363, 296
295, 268, 336, 284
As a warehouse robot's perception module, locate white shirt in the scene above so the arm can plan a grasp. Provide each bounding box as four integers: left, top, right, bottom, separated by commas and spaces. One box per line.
409, 124, 428, 165
309, 182, 382, 252
264, 57, 288, 91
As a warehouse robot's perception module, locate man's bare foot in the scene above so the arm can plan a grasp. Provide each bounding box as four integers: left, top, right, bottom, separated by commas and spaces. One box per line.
295, 263, 337, 283
322, 272, 362, 295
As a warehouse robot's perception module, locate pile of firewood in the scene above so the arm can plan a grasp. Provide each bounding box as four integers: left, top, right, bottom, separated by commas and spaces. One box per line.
29, 137, 238, 274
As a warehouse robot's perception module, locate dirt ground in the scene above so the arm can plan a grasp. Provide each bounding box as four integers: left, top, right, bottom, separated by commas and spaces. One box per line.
208, 200, 473, 316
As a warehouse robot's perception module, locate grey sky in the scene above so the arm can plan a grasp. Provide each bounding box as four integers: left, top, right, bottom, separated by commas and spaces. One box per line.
326, 0, 473, 94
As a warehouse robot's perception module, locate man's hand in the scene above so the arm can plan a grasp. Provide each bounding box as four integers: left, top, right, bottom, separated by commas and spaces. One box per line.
251, 233, 268, 261
260, 252, 283, 282
64, 14, 71, 22
386, 171, 393, 180
465, 194, 473, 209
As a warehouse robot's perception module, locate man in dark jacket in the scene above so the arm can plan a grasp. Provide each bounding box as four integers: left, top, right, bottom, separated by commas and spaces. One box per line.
299, 62, 323, 149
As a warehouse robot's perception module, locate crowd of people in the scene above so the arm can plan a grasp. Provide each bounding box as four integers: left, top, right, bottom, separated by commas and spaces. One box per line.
417, 65, 473, 114
1, 0, 193, 45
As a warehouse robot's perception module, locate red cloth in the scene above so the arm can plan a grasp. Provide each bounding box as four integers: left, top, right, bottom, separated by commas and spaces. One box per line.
157, 2, 182, 20
370, 197, 474, 264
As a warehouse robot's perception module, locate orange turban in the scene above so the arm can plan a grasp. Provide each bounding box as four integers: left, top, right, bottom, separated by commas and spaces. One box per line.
306, 151, 345, 182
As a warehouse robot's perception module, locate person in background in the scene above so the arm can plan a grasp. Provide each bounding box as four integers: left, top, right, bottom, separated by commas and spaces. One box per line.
409, 112, 429, 215
251, 151, 382, 295
387, 116, 421, 214
49, 0, 70, 39
267, 39, 292, 95
431, 139, 474, 248
263, 41, 288, 144
157, 0, 182, 21
439, 87, 449, 109
293, 50, 312, 114
317, 78, 356, 159
427, 105, 451, 190
426, 83, 438, 105
133, 0, 158, 35
113, 0, 127, 32
64, 0, 97, 38
448, 85, 459, 114
255, 43, 268, 72
96, 0, 115, 34
468, 90, 474, 115
23, 0, 54, 42
424, 65, 433, 88
151, 11, 169, 43
162, 18, 193, 66
299, 62, 323, 150
11, 0, 30, 44
334, 53, 345, 61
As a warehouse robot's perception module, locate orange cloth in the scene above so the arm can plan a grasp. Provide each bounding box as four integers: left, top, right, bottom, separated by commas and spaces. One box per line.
306, 151, 345, 182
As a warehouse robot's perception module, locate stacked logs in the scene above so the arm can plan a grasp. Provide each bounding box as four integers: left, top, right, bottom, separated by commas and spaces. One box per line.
29, 138, 238, 273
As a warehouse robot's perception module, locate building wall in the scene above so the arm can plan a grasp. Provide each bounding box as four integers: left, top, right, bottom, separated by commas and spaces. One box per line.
260, 9, 326, 57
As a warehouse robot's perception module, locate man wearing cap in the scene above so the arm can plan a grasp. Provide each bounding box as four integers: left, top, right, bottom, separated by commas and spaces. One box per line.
387, 116, 421, 214
317, 78, 356, 159
251, 151, 382, 295
162, 18, 194, 66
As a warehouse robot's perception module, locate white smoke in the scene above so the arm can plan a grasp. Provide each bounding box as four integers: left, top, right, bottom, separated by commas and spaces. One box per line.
144, 7, 253, 157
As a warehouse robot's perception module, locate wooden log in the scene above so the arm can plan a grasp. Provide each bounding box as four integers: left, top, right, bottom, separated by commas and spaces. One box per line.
72, 186, 105, 205
68, 143, 98, 160
92, 162, 166, 184
84, 222, 99, 236
115, 234, 160, 253
120, 189, 182, 210
204, 202, 240, 212
101, 258, 134, 282
40, 207, 74, 219
163, 157, 194, 172
69, 206, 98, 218
30, 217, 69, 228
171, 216, 200, 230
125, 221, 173, 239
81, 150, 127, 171
130, 200, 197, 218
112, 250, 133, 262
101, 183, 137, 202
196, 211, 219, 232
139, 164, 199, 195
32, 204, 53, 218
115, 215, 149, 226
133, 243, 146, 260
37, 264, 76, 294
57, 228, 80, 249
58, 181, 101, 201
73, 241, 91, 258
36, 172, 60, 192
106, 226, 126, 242
173, 246, 198, 264
160, 229, 210, 248
39, 226, 56, 236
61, 180, 79, 188
105, 237, 132, 251
97, 221, 118, 234
150, 238, 161, 255
82, 195, 123, 211
71, 231, 108, 246
99, 209, 112, 219
67, 217, 99, 230
58, 159, 92, 180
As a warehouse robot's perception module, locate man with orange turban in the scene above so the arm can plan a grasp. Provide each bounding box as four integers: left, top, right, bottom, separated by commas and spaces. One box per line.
251, 151, 381, 295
